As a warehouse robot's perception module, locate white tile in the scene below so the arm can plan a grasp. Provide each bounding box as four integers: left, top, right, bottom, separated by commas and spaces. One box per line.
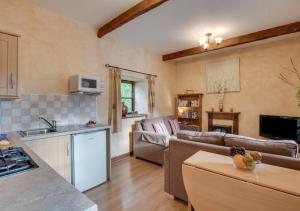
12, 109, 21, 116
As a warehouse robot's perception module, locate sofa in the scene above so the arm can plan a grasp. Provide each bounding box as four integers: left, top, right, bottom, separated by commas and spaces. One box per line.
132, 116, 175, 165
165, 130, 300, 202
132, 116, 200, 165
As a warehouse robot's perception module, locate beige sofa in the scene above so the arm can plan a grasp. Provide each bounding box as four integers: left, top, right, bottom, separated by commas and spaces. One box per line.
165, 131, 300, 202
132, 116, 176, 165
132, 116, 199, 165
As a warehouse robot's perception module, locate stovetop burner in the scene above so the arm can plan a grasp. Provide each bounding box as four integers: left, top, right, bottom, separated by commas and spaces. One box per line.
0, 147, 38, 177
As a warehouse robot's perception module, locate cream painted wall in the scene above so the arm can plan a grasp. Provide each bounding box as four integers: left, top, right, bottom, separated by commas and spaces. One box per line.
135, 80, 148, 114
176, 37, 300, 138
0, 0, 177, 157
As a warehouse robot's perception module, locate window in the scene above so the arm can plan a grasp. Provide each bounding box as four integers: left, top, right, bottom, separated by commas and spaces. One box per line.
121, 80, 135, 113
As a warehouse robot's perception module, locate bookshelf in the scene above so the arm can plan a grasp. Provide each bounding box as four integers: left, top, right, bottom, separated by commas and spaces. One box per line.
176, 93, 203, 130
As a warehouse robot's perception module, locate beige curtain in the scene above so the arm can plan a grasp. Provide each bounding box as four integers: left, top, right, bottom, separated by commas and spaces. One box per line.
147, 75, 155, 117
108, 68, 122, 133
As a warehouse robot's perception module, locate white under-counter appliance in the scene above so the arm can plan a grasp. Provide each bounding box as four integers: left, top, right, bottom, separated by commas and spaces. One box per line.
71, 130, 107, 192
69, 74, 104, 95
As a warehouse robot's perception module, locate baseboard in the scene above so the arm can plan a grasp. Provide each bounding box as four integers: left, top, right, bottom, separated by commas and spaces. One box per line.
111, 153, 130, 164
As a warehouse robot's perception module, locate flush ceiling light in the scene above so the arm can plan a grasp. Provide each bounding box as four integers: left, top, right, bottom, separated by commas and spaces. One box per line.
198, 33, 223, 50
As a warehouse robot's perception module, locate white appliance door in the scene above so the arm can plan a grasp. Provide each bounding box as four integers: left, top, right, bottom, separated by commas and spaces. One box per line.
72, 130, 107, 192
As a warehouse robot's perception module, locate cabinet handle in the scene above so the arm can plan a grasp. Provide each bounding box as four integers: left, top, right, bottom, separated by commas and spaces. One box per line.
10, 72, 13, 89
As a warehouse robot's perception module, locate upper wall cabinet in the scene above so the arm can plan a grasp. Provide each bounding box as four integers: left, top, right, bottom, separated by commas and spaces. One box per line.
0, 32, 18, 99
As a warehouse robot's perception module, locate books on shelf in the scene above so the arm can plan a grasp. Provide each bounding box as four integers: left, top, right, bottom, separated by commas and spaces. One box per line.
180, 111, 198, 119
178, 100, 199, 107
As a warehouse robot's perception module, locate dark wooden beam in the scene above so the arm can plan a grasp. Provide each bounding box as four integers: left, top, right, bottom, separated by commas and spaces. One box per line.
97, 0, 168, 38
163, 21, 300, 61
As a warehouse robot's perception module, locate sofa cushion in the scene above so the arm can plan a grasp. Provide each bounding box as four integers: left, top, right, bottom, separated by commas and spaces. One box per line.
141, 116, 175, 135
169, 119, 180, 135
224, 134, 299, 158
176, 131, 226, 146
153, 121, 169, 136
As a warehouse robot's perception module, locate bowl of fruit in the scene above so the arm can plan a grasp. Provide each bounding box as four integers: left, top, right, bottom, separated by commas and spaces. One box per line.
230, 146, 262, 171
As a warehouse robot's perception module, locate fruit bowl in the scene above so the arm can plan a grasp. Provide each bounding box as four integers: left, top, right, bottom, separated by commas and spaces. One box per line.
230, 146, 262, 171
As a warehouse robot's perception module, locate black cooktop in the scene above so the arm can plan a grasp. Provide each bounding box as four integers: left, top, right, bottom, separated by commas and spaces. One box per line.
0, 147, 38, 177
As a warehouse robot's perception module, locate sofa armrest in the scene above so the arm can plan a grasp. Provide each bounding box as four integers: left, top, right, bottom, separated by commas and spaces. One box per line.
133, 131, 169, 146
168, 138, 230, 201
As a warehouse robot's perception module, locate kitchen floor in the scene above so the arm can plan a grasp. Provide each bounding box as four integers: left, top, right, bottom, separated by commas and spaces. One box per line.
85, 157, 187, 211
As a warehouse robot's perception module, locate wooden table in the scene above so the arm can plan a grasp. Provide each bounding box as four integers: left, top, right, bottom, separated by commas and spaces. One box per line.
182, 151, 300, 211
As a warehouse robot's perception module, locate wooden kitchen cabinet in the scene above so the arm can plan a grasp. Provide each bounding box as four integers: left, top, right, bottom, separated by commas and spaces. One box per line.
25, 135, 71, 182
0, 32, 18, 98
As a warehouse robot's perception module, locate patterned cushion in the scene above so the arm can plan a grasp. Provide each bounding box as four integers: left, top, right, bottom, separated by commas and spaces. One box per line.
169, 119, 180, 135
153, 122, 169, 136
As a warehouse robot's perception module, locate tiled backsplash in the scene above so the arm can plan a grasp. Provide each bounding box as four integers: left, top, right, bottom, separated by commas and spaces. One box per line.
0, 94, 98, 132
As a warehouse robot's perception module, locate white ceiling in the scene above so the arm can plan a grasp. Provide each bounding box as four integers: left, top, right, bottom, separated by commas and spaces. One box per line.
32, 0, 141, 28
32, 0, 300, 54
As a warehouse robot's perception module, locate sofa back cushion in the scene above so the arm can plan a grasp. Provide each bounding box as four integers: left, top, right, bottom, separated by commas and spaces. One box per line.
141, 116, 175, 135
153, 121, 170, 135
169, 119, 180, 135
224, 134, 299, 158
177, 131, 226, 146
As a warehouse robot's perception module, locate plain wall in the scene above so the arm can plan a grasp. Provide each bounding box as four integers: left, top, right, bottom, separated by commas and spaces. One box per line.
135, 80, 148, 114
175, 36, 300, 138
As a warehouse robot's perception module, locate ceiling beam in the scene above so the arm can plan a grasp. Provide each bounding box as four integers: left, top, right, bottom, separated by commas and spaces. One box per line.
97, 0, 168, 38
162, 21, 300, 61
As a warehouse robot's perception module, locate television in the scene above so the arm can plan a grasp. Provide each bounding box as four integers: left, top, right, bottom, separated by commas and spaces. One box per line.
259, 115, 300, 143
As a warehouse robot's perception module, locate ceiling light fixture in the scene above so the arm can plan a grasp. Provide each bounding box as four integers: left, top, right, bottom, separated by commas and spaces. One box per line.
198, 33, 223, 50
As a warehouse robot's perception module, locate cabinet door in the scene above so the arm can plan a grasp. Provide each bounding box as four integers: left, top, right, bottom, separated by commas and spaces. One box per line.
7, 35, 18, 96
25, 136, 71, 182
0, 33, 18, 97
0, 34, 8, 95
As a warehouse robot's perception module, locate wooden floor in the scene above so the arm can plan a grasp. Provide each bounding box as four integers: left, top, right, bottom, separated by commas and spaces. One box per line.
85, 157, 187, 211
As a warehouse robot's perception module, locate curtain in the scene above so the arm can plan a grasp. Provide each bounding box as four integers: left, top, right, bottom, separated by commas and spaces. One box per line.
108, 68, 122, 133
147, 75, 155, 117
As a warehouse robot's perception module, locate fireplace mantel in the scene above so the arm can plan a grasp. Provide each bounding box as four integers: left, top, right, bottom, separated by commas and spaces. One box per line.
206, 111, 240, 134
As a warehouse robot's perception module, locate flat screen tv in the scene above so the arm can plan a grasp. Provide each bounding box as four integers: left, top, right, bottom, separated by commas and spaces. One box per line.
260, 115, 300, 143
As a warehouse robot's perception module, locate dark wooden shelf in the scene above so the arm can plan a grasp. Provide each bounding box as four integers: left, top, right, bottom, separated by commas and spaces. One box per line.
176, 93, 203, 131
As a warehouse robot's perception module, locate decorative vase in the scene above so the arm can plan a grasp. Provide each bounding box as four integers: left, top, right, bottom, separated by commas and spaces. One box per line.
122, 102, 128, 117
219, 101, 223, 112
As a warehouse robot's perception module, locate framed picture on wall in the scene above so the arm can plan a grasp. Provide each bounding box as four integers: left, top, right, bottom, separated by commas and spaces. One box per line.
206, 58, 240, 93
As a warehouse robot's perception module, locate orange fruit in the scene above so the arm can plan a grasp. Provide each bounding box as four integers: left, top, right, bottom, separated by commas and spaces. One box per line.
233, 154, 247, 169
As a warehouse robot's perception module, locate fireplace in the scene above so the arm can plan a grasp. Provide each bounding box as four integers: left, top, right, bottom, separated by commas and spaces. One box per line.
211, 124, 232, 134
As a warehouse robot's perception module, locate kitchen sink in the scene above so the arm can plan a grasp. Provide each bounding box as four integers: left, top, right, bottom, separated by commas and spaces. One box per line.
19, 128, 57, 137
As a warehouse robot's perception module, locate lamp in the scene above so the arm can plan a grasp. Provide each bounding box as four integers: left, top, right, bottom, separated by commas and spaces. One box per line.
215, 37, 223, 46
199, 33, 223, 50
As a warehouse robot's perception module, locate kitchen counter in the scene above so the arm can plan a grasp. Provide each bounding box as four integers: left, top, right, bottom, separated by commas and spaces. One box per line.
21, 124, 111, 141
0, 124, 110, 211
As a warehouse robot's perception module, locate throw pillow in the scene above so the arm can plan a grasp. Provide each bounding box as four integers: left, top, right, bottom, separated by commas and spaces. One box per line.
153, 122, 169, 135
169, 119, 180, 135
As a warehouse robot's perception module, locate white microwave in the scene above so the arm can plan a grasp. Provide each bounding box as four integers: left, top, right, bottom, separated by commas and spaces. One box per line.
69, 74, 103, 94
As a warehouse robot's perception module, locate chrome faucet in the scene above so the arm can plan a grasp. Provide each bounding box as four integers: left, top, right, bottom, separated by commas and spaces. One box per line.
38, 117, 57, 130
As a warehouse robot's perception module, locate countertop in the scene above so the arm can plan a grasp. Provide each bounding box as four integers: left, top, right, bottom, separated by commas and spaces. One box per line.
21, 124, 111, 141
0, 124, 110, 211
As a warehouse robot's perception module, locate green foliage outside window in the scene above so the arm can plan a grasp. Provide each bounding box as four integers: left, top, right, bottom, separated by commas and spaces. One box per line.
121, 81, 134, 113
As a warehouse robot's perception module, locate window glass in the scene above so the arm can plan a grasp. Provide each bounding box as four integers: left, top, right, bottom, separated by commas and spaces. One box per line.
121, 81, 134, 113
